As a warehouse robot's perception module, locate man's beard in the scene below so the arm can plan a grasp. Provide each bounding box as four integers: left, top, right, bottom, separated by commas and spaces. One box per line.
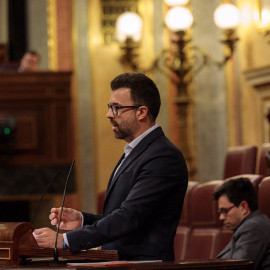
111, 117, 138, 140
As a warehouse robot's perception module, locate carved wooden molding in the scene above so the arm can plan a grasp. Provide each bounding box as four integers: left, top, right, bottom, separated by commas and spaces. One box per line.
244, 66, 270, 143
244, 66, 270, 89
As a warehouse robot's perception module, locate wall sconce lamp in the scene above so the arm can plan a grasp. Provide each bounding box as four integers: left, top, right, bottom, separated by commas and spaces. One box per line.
254, 0, 270, 43
116, 12, 143, 71
115, 0, 240, 87
213, 3, 240, 67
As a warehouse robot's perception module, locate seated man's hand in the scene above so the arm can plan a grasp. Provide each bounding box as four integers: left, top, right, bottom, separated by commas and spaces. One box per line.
50, 207, 82, 230
33, 228, 63, 249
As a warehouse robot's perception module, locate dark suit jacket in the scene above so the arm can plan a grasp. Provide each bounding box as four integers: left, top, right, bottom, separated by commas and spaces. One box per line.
67, 127, 188, 261
216, 210, 270, 270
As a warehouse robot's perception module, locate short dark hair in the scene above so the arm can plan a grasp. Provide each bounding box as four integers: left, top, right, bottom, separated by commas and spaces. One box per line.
110, 73, 161, 122
27, 50, 40, 60
213, 177, 258, 212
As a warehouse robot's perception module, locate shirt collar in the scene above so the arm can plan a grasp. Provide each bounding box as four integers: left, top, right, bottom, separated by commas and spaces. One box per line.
124, 124, 159, 157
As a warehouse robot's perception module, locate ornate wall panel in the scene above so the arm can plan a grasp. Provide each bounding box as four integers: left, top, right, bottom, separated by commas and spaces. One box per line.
245, 66, 270, 143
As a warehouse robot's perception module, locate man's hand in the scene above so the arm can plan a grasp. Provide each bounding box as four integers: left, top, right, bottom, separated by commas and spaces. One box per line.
49, 207, 82, 230
33, 228, 63, 249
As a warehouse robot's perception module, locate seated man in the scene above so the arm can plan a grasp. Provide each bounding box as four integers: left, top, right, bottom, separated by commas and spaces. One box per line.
18, 50, 39, 72
214, 178, 270, 270
0, 50, 39, 72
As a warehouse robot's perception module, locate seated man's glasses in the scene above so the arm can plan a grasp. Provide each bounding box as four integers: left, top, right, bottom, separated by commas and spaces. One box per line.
107, 104, 142, 116
217, 205, 236, 216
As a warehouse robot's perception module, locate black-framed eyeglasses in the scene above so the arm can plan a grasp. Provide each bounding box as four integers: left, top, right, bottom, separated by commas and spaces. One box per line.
218, 205, 236, 216
107, 104, 142, 116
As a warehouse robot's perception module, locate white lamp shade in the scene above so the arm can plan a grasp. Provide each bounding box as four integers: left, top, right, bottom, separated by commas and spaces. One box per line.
165, 6, 193, 31
261, 8, 270, 25
116, 12, 143, 42
164, 0, 189, 6
214, 4, 240, 30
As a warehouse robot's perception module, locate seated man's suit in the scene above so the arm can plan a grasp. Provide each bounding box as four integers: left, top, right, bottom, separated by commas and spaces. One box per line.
217, 209, 270, 270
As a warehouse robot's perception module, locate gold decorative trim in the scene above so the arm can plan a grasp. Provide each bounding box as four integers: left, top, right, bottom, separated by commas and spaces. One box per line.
47, 0, 58, 70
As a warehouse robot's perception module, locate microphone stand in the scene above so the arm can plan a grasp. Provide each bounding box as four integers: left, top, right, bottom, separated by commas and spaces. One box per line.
20, 170, 62, 265
31, 170, 61, 225
53, 160, 75, 263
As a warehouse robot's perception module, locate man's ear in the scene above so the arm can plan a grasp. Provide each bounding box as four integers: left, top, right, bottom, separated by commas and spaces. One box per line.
240, 200, 251, 216
137, 106, 148, 120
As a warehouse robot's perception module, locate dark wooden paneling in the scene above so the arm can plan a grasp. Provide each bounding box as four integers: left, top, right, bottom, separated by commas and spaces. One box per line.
0, 72, 73, 165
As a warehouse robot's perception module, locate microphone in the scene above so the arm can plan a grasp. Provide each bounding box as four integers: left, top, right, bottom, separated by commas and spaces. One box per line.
53, 160, 75, 263
31, 170, 61, 225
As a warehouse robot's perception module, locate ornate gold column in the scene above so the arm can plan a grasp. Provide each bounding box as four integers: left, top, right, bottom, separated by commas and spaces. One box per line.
47, 0, 58, 71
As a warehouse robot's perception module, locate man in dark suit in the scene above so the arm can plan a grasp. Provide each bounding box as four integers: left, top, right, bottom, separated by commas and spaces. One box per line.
33, 72, 188, 261
214, 178, 270, 270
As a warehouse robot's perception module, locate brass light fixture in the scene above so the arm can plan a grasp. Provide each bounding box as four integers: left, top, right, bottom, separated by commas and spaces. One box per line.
116, 11, 143, 71
115, 0, 240, 84
255, 0, 270, 43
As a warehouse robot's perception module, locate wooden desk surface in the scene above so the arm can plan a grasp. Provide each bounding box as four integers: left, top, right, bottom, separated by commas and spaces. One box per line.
0, 223, 255, 270
3, 259, 254, 270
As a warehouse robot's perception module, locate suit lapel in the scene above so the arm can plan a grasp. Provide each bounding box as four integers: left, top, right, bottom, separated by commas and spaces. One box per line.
105, 127, 164, 198
106, 143, 147, 196
107, 153, 126, 189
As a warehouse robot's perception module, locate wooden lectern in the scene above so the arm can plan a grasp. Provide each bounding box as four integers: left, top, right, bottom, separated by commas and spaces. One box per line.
0, 222, 118, 267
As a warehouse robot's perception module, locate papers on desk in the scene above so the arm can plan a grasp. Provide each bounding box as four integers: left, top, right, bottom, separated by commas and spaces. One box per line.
67, 260, 162, 267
